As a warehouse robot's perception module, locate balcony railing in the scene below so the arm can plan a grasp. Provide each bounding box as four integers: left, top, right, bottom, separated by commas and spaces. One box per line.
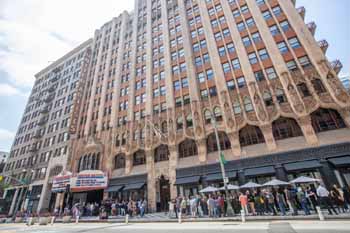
318, 39, 329, 53
307, 22, 317, 36
331, 60, 343, 74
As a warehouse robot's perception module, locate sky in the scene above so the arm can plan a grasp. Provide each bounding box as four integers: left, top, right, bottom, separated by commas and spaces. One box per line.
0, 0, 349, 152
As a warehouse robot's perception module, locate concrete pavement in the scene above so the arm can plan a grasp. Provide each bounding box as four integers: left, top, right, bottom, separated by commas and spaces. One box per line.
1, 221, 350, 233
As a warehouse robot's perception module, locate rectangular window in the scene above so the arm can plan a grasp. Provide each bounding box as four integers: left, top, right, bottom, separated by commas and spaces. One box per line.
246, 18, 255, 28
242, 36, 251, 47
278, 41, 289, 54
248, 52, 258, 64
255, 71, 265, 82
288, 37, 301, 49
173, 80, 181, 91
280, 20, 290, 32
182, 78, 189, 88
237, 77, 246, 88
298, 56, 312, 68
262, 11, 272, 20
218, 46, 226, 57
269, 25, 280, 36
206, 69, 214, 80
222, 62, 231, 73
252, 32, 261, 43
237, 22, 246, 32
227, 43, 235, 53
272, 6, 282, 16
227, 80, 235, 90
241, 5, 249, 14
258, 49, 269, 60
231, 58, 241, 70
197, 72, 205, 83
266, 67, 277, 80
286, 60, 298, 71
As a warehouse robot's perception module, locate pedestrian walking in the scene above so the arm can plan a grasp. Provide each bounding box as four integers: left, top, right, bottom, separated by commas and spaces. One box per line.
297, 187, 310, 215
317, 184, 338, 215
207, 195, 215, 217
239, 192, 248, 215
276, 188, 286, 216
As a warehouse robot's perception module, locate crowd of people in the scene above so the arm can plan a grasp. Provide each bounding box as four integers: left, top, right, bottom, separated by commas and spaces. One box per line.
65, 183, 350, 219
68, 198, 148, 219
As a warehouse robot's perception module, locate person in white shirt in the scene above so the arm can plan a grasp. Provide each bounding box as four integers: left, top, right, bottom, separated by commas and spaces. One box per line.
317, 184, 338, 215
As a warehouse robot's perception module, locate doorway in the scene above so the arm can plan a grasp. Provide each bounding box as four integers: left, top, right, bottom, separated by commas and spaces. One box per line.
159, 175, 170, 212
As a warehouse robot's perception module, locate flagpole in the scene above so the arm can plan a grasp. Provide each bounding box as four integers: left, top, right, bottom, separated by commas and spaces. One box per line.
210, 112, 234, 217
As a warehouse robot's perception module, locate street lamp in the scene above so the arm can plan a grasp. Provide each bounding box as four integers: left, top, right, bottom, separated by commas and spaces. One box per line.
209, 111, 234, 217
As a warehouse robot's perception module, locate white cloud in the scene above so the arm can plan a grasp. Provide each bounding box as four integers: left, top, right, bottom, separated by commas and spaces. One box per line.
0, 128, 15, 151
0, 83, 27, 96
0, 0, 133, 88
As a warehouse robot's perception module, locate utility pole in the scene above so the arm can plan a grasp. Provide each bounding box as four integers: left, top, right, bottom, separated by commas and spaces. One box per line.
210, 111, 234, 216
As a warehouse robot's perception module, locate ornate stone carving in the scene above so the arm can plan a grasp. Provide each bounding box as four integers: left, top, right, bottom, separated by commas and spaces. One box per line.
249, 83, 267, 122
220, 90, 235, 129
282, 72, 305, 114
327, 73, 349, 103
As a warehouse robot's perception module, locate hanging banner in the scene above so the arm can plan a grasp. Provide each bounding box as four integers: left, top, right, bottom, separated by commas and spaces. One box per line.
52, 171, 72, 193
70, 170, 108, 192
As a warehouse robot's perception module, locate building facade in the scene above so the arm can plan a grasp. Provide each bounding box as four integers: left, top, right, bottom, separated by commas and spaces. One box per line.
339, 74, 350, 91
68, 0, 350, 213
0, 151, 9, 173
2, 40, 92, 215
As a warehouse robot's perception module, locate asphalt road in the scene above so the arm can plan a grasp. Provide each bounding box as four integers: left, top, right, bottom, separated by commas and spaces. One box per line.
1, 221, 350, 233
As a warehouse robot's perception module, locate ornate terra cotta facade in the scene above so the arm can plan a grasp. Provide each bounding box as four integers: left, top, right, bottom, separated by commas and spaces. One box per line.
68, 0, 350, 212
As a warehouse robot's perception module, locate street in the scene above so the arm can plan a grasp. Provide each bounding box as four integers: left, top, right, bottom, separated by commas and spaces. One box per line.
1, 221, 350, 233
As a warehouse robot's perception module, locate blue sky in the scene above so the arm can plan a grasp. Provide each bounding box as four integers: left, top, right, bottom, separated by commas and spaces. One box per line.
0, 0, 349, 152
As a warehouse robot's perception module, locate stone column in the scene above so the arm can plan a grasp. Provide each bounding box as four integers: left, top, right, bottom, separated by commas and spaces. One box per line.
146, 149, 156, 212
237, 170, 246, 186
37, 182, 49, 214
260, 124, 277, 151
54, 193, 62, 210
319, 159, 339, 190
228, 131, 241, 156
197, 138, 207, 163
8, 188, 19, 216
297, 115, 318, 145
168, 145, 178, 199
275, 164, 288, 181
125, 154, 133, 175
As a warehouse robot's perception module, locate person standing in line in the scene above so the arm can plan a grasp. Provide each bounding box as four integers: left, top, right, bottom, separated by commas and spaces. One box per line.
265, 190, 277, 216
175, 197, 181, 218
331, 184, 346, 213
239, 192, 248, 215
317, 184, 338, 215
207, 195, 215, 217
285, 186, 298, 216
276, 188, 286, 216
306, 186, 318, 212
297, 187, 310, 215
168, 199, 175, 218
190, 196, 197, 217
180, 197, 187, 215
246, 190, 256, 216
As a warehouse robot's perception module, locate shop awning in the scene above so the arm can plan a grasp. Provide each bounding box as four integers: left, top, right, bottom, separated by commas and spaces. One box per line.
206, 171, 237, 182
244, 166, 275, 177
284, 160, 321, 172
328, 156, 350, 167
106, 185, 124, 192
175, 176, 200, 185
123, 182, 145, 191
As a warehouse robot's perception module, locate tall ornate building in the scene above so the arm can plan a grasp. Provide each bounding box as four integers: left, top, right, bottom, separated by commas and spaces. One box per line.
1, 40, 92, 214
68, 0, 350, 212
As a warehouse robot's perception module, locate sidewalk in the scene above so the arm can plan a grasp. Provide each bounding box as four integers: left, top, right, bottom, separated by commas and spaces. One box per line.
54, 211, 350, 223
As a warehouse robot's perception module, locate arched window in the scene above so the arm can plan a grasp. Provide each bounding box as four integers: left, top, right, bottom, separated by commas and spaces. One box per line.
239, 125, 265, 147
214, 107, 223, 121
178, 139, 198, 158
244, 97, 253, 112
297, 83, 311, 97
207, 132, 231, 153
114, 153, 125, 169
272, 117, 303, 141
186, 114, 193, 128
176, 117, 183, 130
311, 79, 326, 94
311, 108, 346, 133
121, 133, 127, 145
161, 121, 168, 133
263, 92, 273, 106
233, 100, 241, 115
91, 154, 96, 169
154, 145, 169, 162
276, 89, 287, 103
204, 110, 212, 124
133, 150, 146, 166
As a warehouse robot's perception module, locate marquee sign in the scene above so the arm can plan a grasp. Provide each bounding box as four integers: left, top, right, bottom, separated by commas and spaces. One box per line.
70, 170, 108, 192
52, 171, 72, 193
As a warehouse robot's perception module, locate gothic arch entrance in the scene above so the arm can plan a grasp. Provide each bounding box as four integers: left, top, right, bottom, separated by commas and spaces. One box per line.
158, 175, 170, 212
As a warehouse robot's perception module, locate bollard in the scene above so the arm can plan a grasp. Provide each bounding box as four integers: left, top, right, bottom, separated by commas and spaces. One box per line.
240, 209, 246, 223
316, 206, 325, 221
125, 214, 129, 224
178, 211, 182, 224
51, 216, 55, 225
